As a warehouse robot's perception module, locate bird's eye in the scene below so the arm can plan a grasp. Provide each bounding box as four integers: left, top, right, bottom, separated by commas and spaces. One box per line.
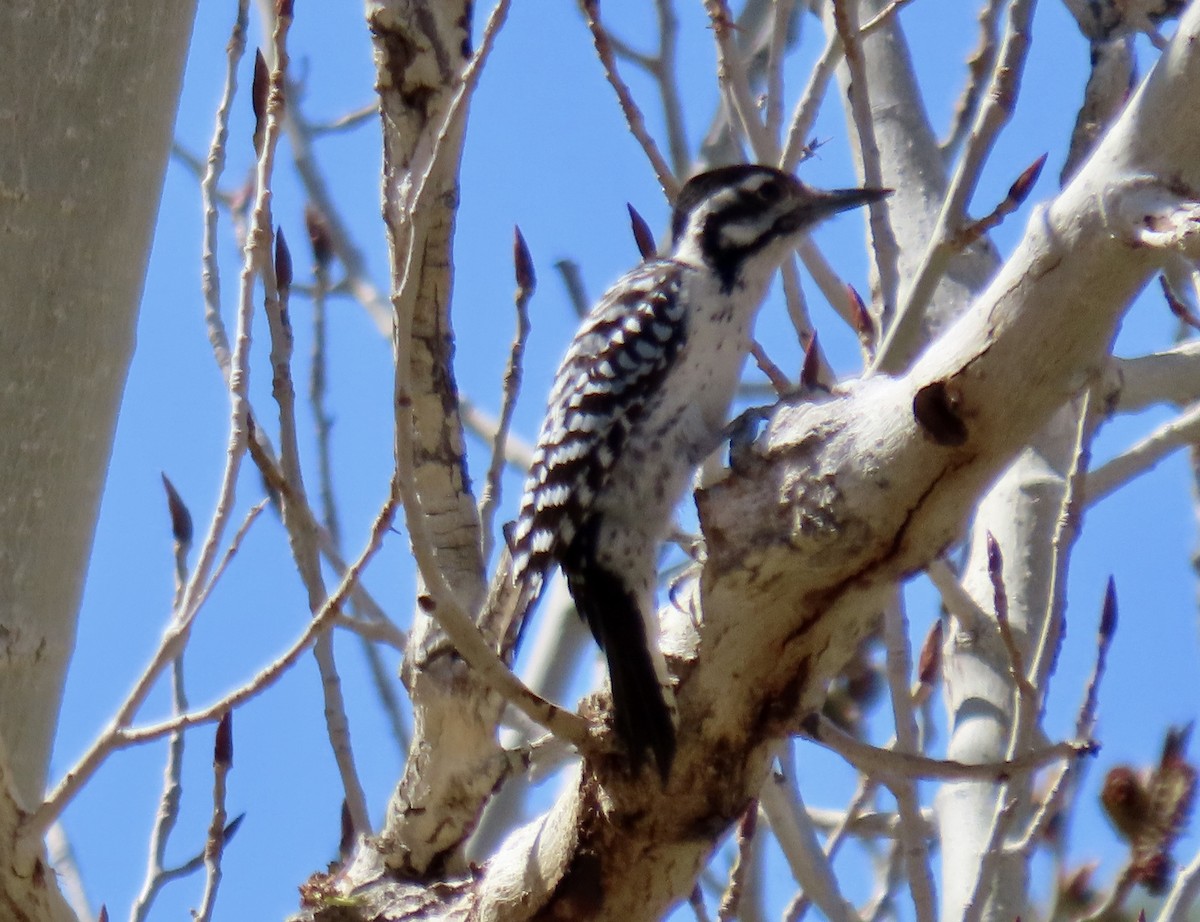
753, 180, 782, 203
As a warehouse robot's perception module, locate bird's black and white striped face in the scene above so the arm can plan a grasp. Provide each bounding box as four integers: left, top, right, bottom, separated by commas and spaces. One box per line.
670, 164, 887, 291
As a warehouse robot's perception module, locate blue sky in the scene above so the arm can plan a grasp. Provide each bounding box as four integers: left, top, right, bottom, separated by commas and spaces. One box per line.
53, 1, 1198, 919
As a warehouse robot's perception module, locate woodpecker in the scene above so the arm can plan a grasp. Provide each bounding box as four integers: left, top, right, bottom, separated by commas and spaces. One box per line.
508, 164, 888, 778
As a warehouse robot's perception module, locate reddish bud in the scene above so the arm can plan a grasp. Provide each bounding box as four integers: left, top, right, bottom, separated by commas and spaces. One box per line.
222, 813, 245, 844
274, 226, 293, 291
513, 226, 536, 294
215, 711, 234, 768
339, 799, 354, 860
1007, 153, 1047, 205
848, 284, 873, 342
627, 203, 657, 259
917, 619, 943, 687
800, 331, 820, 389
160, 473, 194, 546
252, 51, 269, 155
1100, 576, 1118, 641
986, 533, 1008, 622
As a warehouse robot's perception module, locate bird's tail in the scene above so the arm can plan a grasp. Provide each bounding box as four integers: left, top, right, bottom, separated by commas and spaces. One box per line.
569, 565, 677, 781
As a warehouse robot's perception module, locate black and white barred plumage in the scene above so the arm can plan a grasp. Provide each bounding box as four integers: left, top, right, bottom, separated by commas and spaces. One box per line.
509, 165, 887, 778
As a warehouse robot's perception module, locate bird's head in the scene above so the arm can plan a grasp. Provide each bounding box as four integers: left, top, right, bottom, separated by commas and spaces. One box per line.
670, 164, 889, 291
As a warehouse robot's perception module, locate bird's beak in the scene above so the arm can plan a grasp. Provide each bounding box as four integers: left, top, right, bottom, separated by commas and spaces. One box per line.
806, 185, 892, 221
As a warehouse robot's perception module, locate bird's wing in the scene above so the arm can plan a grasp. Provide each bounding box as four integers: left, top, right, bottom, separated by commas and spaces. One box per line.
509, 260, 689, 603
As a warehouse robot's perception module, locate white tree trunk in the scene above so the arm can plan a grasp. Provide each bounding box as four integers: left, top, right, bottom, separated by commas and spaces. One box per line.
0, 0, 195, 914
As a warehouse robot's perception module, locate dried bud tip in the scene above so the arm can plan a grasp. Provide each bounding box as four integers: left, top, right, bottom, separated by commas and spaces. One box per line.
160, 473, 194, 546
223, 813, 246, 844
339, 799, 355, 859
252, 51, 270, 146
98, 908, 109, 922
1100, 576, 1118, 640
986, 532, 1002, 576
513, 226, 536, 293
1008, 153, 1048, 204
274, 226, 293, 290
627, 203, 657, 260
917, 619, 943, 686
848, 284, 872, 336
215, 711, 234, 768
276, 0, 294, 19
800, 332, 821, 389
304, 204, 334, 269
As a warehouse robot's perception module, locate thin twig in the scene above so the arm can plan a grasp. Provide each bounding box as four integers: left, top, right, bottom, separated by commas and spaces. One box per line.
255, 7, 372, 838
460, 397, 535, 470
193, 713, 234, 922
810, 714, 1094, 781
941, 0, 1006, 158
580, 0, 680, 200
92, 490, 397, 751
764, 0, 796, 145
830, 0, 899, 323
705, 0, 775, 159
761, 748, 858, 922
132, 477, 196, 920
749, 340, 793, 396
1085, 396, 1200, 504
926, 558, 989, 627
603, 0, 691, 177
309, 219, 340, 555
199, 0, 250, 376
779, 0, 913, 173
785, 772, 878, 922
332, 613, 408, 650
131, 652, 190, 921
717, 800, 759, 922
1029, 393, 1093, 703
1010, 577, 1116, 853
386, 0, 592, 752
1158, 847, 1200, 922
310, 101, 378, 135
963, 399, 1091, 922
987, 534, 1039, 709
554, 259, 591, 317
881, 599, 936, 922
1079, 866, 1138, 922
876, 0, 1036, 373
480, 228, 535, 561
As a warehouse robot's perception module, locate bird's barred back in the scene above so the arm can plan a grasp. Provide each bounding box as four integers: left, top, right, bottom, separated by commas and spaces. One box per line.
510, 261, 690, 598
